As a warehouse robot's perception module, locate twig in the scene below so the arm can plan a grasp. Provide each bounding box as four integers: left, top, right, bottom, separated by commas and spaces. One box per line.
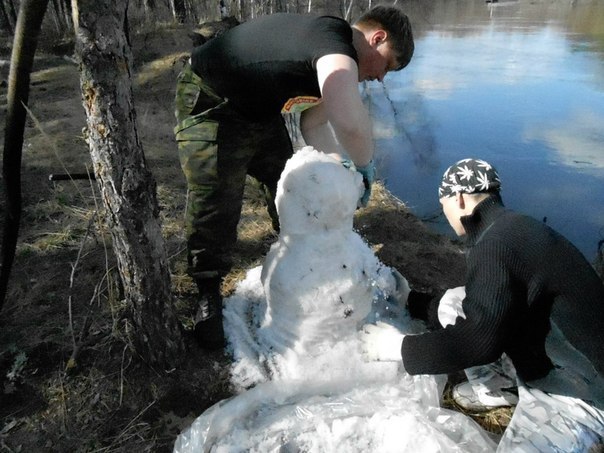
167, 245, 187, 262
66, 214, 96, 372
119, 343, 130, 406
0, 440, 17, 453
49, 172, 96, 181
57, 366, 68, 432
96, 400, 157, 452
68, 275, 108, 371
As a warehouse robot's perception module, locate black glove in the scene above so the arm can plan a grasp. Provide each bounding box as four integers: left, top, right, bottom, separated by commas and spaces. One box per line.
407, 290, 442, 330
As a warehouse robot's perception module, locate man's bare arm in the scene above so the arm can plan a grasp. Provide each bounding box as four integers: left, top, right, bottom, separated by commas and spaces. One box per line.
300, 54, 373, 166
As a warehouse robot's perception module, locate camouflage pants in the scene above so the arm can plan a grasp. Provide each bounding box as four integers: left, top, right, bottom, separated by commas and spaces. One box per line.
174, 63, 293, 280
438, 288, 604, 451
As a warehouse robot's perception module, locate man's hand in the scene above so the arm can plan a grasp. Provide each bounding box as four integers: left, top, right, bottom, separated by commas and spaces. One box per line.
437, 286, 466, 328
356, 160, 375, 206
341, 159, 375, 207
359, 322, 404, 362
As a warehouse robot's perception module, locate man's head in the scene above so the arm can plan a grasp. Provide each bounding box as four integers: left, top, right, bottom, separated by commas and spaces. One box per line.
353, 5, 414, 82
438, 158, 501, 236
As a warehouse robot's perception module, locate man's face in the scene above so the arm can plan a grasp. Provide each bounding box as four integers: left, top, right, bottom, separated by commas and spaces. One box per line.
440, 195, 466, 237
358, 35, 399, 82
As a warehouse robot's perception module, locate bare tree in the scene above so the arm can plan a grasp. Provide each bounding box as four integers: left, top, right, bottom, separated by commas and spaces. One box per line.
0, 2, 14, 35
49, 0, 72, 34
71, 0, 186, 368
169, 0, 186, 23
1, 0, 18, 30
342, 0, 354, 20
0, 0, 50, 311
274, 0, 285, 13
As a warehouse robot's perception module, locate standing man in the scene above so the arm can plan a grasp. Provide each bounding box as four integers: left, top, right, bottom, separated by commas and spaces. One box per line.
361, 158, 604, 451
174, 6, 414, 349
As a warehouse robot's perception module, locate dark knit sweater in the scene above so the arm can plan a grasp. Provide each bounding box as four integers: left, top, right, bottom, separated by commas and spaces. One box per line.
402, 195, 604, 387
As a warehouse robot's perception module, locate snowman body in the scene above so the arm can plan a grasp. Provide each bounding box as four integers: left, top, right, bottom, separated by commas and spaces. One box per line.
260, 148, 396, 362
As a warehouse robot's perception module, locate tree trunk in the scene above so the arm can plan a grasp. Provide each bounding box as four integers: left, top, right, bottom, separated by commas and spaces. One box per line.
0, 0, 49, 311
184, 0, 197, 24
0, 1, 14, 35
274, 0, 285, 13
49, 0, 66, 33
343, 0, 354, 21
52, 0, 72, 33
71, 0, 186, 368
3, 0, 17, 28
142, 0, 155, 23
237, 0, 244, 21
169, 0, 186, 23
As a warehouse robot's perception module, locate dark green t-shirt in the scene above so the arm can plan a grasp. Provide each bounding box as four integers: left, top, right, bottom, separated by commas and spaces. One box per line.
190, 14, 357, 119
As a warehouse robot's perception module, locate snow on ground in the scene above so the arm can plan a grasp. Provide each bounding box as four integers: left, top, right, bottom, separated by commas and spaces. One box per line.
174, 147, 496, 452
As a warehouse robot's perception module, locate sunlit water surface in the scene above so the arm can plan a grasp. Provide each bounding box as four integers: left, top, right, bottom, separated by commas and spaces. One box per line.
367, 0, 604, 262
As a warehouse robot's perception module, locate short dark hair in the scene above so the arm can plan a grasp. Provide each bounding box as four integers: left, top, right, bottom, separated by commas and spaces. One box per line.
355, 5, 414, 70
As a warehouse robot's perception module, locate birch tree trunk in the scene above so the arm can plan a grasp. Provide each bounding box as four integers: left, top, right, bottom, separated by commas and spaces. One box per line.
343, 0, 354, 21
49, 0, 72, 34
71, 0, 185, 368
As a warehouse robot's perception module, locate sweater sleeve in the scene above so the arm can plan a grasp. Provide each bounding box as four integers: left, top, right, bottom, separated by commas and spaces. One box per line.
401, 240, 522, 375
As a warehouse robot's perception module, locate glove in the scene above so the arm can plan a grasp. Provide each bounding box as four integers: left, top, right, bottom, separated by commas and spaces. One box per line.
406, 290, 436, 322
341, 159, 375, 207
359, 321, 404, 362
388, 268, 411, 308
356, 160, 375, 207
437, 286, 466, 328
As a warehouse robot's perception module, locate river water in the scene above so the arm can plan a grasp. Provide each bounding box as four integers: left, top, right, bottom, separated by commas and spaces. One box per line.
366, 0, 604, 262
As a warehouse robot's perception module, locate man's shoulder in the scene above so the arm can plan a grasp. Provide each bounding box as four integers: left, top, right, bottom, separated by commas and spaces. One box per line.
491, 208, 542, 232
484, 208, 576, 257
236, 13, 351, 40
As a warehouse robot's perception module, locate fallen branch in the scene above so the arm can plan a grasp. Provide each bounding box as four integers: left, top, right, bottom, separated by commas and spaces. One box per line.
49, 172, 96, 181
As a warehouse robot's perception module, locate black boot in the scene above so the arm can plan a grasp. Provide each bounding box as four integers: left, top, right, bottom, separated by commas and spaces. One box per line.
193, 278, 225, 350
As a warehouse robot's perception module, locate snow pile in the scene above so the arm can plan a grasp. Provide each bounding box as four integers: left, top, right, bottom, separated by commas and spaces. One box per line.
174, 147, 495, 452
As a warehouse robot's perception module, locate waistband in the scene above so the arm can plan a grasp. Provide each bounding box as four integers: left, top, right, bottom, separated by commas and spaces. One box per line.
185, 61, 224, 103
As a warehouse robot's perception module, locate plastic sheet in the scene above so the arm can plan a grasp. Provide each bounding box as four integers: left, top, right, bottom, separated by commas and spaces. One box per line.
174, 374, 496, 453
173, 268, 496, 453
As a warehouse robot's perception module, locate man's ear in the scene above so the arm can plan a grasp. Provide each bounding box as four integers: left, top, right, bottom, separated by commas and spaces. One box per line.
371, 29, 388, 46
457, 193, 466, 210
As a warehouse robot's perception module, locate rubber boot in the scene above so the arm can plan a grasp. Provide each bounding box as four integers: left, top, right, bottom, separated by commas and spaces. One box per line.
193, 278, 225, 350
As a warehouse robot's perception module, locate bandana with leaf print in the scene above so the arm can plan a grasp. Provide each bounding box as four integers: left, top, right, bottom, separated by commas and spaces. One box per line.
439, 158, 501, 198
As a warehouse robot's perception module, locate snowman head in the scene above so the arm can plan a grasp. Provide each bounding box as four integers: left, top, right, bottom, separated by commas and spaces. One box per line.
276, 147, 364, 234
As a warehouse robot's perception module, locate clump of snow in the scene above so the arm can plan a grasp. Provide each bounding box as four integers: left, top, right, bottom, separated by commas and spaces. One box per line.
274, 147, 361, 234
258, 148, 400, 381
174, 147, 496, 452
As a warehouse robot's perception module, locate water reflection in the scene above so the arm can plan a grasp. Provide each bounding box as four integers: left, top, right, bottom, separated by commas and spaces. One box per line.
525, 111, 604, 172
371, 0, 604, 261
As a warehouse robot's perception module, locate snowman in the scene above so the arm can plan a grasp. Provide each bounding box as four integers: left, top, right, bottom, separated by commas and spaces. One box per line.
257, 146, 409, 380
174, 148, 498, 453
